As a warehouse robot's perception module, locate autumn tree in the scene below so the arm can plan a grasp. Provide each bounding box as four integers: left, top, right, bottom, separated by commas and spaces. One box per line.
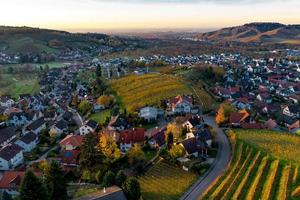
97, 95, 115, 108
97, 133, 121, 165
127, 144, 146, 166
19, 170, 49, 200
166, 122, 183, 139
169, 144, 186, 160
215, 103, 236, 125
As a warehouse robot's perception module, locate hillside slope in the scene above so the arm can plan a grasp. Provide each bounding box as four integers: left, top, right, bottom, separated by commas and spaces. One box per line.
0, 26, 124, 54
197, 23, 300, 44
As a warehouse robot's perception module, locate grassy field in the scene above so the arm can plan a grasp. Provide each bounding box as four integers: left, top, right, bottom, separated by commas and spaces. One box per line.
88, 110, 111, 125
201, 130, 300, 200
110, 74, 192, 111
138, 159, 198, 200
0, 62, 68, 98
68, 184, 101, 198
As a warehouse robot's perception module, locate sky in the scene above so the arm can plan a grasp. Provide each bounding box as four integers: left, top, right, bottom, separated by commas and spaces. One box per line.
0, 0, 299, 32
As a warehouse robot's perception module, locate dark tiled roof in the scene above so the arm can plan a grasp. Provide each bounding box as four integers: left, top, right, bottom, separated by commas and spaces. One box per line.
19, 132, 37, 144
86, 120, 98, 130
0, 127, 17, 145
27, 118, 45, 131
55, 119, 68, 130
0, 144, 23, 161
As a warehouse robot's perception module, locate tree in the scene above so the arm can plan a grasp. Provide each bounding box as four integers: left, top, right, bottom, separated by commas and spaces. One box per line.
127, 144, 145, 166
215, 103, 236, 125
122, 178, 141, 200
97, 95, 115, 108
169, 144, 186, 160
102, 170, 115, 187
115, 170, 127, 187
97, 133, 121, 165
166, 132, 174, 150
78, 100, 92, 115
80, 133, 104, 170
44, 161, 68, 200
166, 122, 182, 139
96, 65, 102, 77
19, 170, 49, 200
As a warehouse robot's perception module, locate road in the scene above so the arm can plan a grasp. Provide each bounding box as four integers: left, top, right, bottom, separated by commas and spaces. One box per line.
28, 145, 59, 165
180, 115, 231, 200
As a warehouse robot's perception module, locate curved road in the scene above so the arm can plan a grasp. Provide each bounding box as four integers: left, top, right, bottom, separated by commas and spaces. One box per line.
180, 115, 231, 200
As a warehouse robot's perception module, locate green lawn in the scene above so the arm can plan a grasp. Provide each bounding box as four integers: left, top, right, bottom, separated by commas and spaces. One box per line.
68, 184, 101, 198
144, 150, 158, 161
138, 159, 198, 200
89, 109, 111, 125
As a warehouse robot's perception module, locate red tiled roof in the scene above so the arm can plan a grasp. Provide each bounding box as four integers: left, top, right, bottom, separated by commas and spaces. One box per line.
170, 95, 193, 108
264, 119, 278, 129
241, 123, 266, 129
0, 171, 42, 189
120, 128, 145, 144
59, 135, 84, 149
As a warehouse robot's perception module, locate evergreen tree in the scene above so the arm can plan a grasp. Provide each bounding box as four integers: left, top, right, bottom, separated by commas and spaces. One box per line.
102, 171, 115, 187
2, 191, 12, 200
19, 170, 49, 200
122, 178, 141, 200
44, 161, 68, 200
115, 170, 127, 187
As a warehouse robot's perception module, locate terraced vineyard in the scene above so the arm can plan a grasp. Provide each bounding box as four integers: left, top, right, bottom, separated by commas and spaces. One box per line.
201, 130, 300, 200
110, 74, 192, 111
138, 159, 198, 200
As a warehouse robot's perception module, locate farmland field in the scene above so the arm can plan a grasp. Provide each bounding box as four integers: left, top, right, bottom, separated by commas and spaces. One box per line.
138, 159, 198, 200
0, 62, 68, 98
201, 130, 300, 200
235, 129, 300, 164
110, 74, 192, 111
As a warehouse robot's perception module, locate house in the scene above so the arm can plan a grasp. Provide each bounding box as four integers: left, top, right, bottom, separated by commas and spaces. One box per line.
14, 132, 38, 152
79, 120, 98, 135
108, 115, 130, 132
0, 96, 15, 108
0, 171, 42, 196
257, 92, 272, 104
43, 110, 57, 121
0, 127, 18, 147
264, 119, 280, 131
0, 144, 24, 170
25, 118, 46, 135
195, 129, 213, 148
169, 95, 193, 114
148, 127, 166, 149
180, 137, 208, 157
182, 115, 203, 132
120, 128, 145, 152
7, 112, 37, 127
232, 97, 251, 110
50, 119, 68, 137
139, 107, 158, 122
229, 110, 250, 127
288, 120, 300, 132
59, 135, 84, 150
283, 105, 300, 118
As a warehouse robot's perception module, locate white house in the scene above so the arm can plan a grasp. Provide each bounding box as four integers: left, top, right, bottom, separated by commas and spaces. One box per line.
15, 132, 38, 152
169, 95, 193, 114
0, 144, 24, 170
139, 107, 158, 122
49, 119, 68, 137
79, 120, 98, 135
25, 118, 46, 135
283, 105, 300, 118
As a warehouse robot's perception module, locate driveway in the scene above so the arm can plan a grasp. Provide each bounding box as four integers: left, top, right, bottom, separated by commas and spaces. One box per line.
180, 115, 231, 200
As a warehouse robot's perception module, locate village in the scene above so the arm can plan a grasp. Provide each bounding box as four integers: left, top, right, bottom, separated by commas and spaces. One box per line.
0, 47, 299, 199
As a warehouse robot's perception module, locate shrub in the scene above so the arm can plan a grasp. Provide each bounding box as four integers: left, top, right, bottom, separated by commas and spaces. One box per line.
102, 171, 115, 187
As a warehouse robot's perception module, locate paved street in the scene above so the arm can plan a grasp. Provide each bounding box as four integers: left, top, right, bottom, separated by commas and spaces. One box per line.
180, 115, 231, 200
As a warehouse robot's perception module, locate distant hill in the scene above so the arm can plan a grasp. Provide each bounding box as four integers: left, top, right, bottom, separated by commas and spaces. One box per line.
0, 26, 125, 54
196, 23, 300, 44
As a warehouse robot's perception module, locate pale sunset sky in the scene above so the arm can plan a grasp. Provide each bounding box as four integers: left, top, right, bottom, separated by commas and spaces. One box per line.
0, 0, 299, 32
